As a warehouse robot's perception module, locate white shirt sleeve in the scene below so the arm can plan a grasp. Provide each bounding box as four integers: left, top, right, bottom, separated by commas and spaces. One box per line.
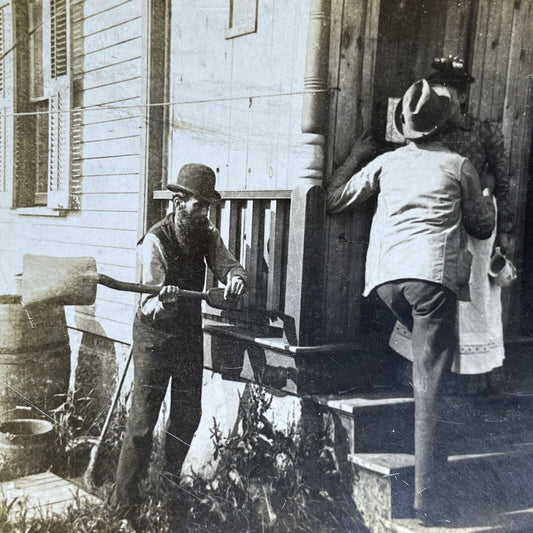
138, 233, 171, 320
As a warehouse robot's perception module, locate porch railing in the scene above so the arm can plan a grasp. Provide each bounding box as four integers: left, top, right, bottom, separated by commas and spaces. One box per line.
206, 190, 291, 316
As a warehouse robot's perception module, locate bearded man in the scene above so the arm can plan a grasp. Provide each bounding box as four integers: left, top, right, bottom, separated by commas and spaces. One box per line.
111, 163, 246, 513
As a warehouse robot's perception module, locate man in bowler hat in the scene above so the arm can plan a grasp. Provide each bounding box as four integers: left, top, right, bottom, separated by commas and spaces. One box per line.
111, 163, 246, 514
327, 80, 495, 525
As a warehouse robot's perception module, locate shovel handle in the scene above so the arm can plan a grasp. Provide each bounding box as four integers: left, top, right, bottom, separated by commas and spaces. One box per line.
97, 273, 207, 300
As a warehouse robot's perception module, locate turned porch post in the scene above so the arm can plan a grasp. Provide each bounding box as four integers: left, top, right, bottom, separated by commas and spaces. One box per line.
284, 0, 330, 346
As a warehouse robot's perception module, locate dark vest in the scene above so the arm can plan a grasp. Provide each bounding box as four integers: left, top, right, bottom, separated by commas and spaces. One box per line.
139, 213, 207, 335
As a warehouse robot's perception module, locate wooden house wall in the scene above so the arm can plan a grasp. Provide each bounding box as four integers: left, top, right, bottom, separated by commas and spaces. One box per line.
468, 0, 533, 334
0, 0, 145, 344
168, 0, 309, 192
324, 0, 380, 343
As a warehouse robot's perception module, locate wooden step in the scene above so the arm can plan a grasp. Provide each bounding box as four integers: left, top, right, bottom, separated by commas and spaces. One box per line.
348, 444, 533, 533
0, 472, 101, 521
314, 393, 414, 454
386, 510, 533, 533
315, 391, 533, 456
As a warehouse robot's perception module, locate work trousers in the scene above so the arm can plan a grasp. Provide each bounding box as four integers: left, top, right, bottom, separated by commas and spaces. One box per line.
111, 313, 203, 509
376, 280, 457, 514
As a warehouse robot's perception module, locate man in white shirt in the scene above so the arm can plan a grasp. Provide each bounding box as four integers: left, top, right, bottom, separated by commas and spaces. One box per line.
327, 80, 495, 526
111, 164, 246, 515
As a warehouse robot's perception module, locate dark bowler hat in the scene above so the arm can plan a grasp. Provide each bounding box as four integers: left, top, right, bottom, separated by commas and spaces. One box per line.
394, 79, 452, 140
167, 163, 221, 204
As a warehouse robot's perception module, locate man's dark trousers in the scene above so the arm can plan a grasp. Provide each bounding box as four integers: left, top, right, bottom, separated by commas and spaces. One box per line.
376, 280, 457, 514
111, 312, 203, 508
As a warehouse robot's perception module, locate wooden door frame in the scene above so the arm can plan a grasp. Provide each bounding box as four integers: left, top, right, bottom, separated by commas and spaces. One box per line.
138, 0, 171, 246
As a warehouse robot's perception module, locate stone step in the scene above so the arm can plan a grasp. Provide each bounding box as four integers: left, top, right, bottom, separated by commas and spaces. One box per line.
348, 444, 533, 533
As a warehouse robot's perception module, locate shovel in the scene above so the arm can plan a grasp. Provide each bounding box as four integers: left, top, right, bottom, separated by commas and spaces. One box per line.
21, 254, 241, 310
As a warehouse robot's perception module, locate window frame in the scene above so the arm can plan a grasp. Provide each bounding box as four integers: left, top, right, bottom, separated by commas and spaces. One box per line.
7, 0, 72, 211
224, 0, 258, 39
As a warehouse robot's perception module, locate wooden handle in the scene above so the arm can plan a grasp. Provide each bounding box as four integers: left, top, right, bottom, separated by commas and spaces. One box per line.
96, 273, 207, 300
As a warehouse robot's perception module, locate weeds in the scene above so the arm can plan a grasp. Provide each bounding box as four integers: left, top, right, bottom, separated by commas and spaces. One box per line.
0, 385, 368, 532
183, 385, 368, 532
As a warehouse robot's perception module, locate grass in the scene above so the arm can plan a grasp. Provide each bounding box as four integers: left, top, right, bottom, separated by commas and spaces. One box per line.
0, 385, 370, 532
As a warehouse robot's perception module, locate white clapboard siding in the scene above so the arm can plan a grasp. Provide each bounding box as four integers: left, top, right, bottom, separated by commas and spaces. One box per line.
0, 0, 144, 344
83, 40, 142, 73
97, 285, 139, 306
82, 174, 139, 194
5, 237, 136, 268
81, 155, 141, 177
82, 79, 142, 108
82, 0, 141, 34
81, 59, 142, 89
18, 0, 141, 342
79, 135, 140, 160
76, 19, 142, 56
10, 223, 138, 249
81, 119, 142, 143
80, 192, 139, 212
71, 313, 133, 344
81, 101, 142, 125
10, 209, 138, 231
78, 0, 135, 20
79, 297, 136, 322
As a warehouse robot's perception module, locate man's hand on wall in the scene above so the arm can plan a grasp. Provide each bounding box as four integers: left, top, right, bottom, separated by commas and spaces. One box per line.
349, 130, 380, 164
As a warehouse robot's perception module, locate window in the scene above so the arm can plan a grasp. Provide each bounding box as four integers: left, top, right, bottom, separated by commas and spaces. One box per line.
225, 0, 258, 39
0, 0, 72, 210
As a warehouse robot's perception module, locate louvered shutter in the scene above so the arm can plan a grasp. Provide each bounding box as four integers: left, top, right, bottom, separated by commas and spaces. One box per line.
0, 3, 15, 208
46, 0, 71, 209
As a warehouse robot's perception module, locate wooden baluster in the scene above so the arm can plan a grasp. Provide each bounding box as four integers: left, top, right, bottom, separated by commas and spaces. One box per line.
228, 200, 242, 260
267, 199, 289, 312
206, 202, 222, 289
243, 200, 264, 308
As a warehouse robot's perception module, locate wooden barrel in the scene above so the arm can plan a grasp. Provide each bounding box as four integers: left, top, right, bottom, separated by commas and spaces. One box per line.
0, 295, 70, 421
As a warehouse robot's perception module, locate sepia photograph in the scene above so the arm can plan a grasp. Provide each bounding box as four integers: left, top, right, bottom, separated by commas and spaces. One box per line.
0, 0, 532, 531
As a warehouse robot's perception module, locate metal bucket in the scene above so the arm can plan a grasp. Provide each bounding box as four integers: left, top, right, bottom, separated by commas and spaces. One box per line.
0, 419, 54, 479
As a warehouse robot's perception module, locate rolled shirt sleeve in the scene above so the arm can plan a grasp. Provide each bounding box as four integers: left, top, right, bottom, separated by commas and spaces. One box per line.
460, 158, 496, 240
138, 233, 170, 321
206, 225, 247, 284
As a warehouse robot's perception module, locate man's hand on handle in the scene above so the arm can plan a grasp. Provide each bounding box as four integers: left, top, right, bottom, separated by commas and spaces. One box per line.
158, 285, 181, 304
224, 275, 245, 300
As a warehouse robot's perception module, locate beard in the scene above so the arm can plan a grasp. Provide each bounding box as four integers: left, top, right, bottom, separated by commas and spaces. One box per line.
174, 203, 210, 252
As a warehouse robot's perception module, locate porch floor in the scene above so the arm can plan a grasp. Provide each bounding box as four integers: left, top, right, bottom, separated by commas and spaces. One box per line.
0, 472, 101, 521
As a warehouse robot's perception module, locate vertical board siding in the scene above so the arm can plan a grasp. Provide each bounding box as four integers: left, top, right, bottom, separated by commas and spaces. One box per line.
169, 0, 309, 192
470, 0, 533, 332
0, 0, 144, 343
443, 0, 473, 58
324, 0, 379, 342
